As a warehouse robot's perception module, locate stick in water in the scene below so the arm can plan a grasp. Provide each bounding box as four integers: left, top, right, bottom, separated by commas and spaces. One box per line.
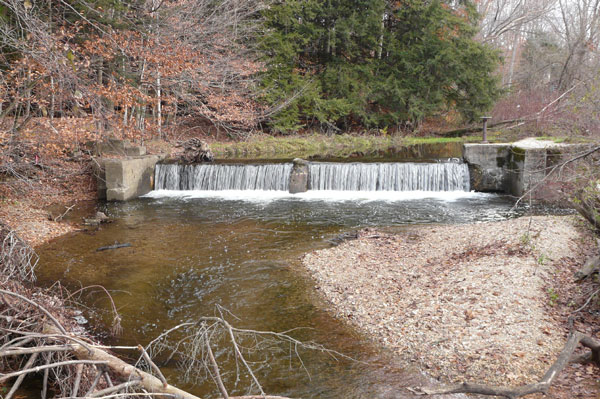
96, 243, 132, 252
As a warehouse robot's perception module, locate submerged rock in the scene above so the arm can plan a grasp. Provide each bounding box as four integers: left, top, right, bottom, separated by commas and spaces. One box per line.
83, 211, 111, 226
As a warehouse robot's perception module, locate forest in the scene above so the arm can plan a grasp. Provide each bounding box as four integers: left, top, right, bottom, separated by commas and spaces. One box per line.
2, 1, 600, 399
0, 0, 598, 140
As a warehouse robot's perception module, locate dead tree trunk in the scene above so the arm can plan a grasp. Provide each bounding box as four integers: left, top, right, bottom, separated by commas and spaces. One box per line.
415, 331, 600, 399
42, 324, 202, 399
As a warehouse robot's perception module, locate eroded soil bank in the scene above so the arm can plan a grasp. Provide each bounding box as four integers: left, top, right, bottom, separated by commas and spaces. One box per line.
303, 216, 600, 397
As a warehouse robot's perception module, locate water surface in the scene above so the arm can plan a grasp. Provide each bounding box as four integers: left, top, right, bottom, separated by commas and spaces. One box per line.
37, 192, 526, 398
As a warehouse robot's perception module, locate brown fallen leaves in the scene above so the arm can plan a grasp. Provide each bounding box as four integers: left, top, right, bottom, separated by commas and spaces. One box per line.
303, 216, 600, 398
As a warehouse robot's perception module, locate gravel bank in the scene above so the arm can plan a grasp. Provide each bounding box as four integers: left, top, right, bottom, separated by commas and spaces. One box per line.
303, 216, 586, 386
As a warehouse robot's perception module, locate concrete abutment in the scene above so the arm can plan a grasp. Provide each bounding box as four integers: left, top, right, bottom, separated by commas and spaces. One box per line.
92, 139, 163, 201
465, 140, 592, 197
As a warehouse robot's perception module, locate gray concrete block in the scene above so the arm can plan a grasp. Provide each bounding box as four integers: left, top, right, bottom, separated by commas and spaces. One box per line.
466, 142, 586, 198
125, 146, 147, 156
289, 158, 309, 193
506, 147, 547, 197
95, 139, 146, 157
92, 158, 107, 199
104, 155, 160, 201
464, 144, 511, 192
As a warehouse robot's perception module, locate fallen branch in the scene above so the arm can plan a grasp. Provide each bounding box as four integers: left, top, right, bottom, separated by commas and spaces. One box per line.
138, 344, 168, 388
66, 285, 122, 336
41, 355, 50, 399
438, 118, 523, 137
53, 204, 76, 222
178, 138, 214, 163
1, 333, 95, 354
572, 287, 600, 314
42, 322, 203, 399
96, 243, 132, 252
0, 288, 67, 333
0, 360, 108, 383
207, 342, 229, 399
84, 369, 104, 397
415, 331, 600, 398
0, 344, 72, 356
1, 225, 38, 282
71, 363, 84, 397
5, 352, 38, 399
88, 380, 142, 398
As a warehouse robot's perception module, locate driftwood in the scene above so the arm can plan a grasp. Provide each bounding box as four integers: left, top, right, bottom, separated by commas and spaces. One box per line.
574, 239, 600, 281
415, 331, 600, 399
179, 138, 214, 163
51, 204, 75, 222
437, 118, 522, 137
41, 324, 202, 399
96, 243, 132, 252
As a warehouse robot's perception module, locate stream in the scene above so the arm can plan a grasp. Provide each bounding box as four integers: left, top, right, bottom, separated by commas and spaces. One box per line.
36, 191, 540, 398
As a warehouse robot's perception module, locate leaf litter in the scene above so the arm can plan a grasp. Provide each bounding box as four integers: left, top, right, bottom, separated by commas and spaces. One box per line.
302, 216, 597, 392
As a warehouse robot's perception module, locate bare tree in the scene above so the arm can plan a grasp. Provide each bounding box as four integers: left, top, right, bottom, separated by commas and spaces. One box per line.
476, 0, 557, 87
551, 0, 600, 90
0, 0, 268, 144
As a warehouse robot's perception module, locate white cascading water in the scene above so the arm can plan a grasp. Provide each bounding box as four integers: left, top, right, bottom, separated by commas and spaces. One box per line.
308, 162, 470, 191
155, 162, 470, 192
155, 163, 293, 191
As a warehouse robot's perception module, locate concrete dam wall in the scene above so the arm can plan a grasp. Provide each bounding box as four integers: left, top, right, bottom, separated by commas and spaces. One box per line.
93, 139, 591, 201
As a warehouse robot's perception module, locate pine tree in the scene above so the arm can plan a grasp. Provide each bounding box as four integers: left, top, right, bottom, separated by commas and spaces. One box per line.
259, 0, 501, 133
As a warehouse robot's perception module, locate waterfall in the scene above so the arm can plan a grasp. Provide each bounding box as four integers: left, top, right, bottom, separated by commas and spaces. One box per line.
154, 161, 470, 192
155, 163, 293, 191
308, 162, 470, 191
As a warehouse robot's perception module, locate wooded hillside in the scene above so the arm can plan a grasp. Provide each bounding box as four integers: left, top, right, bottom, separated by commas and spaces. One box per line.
0, 0, 598, 139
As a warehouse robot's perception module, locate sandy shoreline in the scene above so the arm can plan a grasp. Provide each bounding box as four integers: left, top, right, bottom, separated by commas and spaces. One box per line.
303, 216, 591, 387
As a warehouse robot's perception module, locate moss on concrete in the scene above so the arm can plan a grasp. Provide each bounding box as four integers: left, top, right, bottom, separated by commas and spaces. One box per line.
496, 156, 506, 168
509, 146, 526, 168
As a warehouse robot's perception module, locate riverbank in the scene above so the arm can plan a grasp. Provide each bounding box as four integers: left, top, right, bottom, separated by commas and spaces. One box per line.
303, 216, 600, 396
0, 162, 96, 247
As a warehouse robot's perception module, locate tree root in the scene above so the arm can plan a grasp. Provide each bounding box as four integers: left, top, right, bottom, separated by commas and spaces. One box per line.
414, 331, 600, 398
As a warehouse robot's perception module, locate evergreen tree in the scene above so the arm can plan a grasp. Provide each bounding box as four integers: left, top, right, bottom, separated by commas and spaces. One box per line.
259, 0, 501, 133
